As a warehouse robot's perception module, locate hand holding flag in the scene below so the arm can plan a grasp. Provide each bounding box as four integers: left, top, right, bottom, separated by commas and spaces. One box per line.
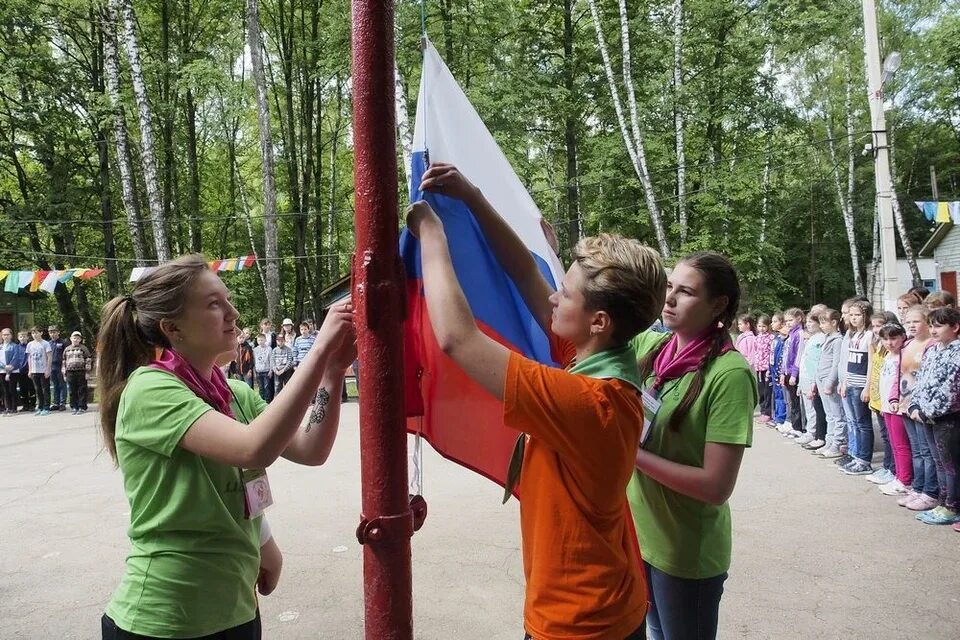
405, 201, 443, 239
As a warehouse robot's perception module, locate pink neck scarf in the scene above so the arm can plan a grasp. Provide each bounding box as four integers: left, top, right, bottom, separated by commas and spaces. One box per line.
149, 348, 235, 418
652, 329, 733, 390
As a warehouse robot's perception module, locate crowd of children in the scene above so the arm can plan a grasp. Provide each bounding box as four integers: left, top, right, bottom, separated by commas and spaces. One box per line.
738, 288, 960, 532
224, 316, 353, 404
0, 325, 94, 416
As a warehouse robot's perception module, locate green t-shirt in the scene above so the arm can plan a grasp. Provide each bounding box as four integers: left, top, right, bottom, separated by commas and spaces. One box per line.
627, 331, 757, 579
106, 368, 268, 638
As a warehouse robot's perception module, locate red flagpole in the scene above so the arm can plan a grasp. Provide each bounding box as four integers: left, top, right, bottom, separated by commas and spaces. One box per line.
351, 2, 413, 638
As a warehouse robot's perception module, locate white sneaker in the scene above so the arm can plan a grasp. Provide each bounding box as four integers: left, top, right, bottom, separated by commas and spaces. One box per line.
804, 439, 825, 450
796, 433, 814, 445
787, 429, 803, 438
819, 446, 843, 458
777, 423, 792, 434
867, 468, 895, 485
879, 478, 909, 496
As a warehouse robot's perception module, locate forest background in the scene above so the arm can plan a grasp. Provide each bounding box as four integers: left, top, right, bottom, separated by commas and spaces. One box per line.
0, 0, 958, 336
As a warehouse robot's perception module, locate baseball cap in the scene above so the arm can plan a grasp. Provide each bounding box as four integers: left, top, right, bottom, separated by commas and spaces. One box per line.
70, 331, 82, 338
282, 318, 293, 326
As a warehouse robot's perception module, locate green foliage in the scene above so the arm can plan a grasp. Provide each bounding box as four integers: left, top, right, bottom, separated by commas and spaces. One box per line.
0, 0, 956, 336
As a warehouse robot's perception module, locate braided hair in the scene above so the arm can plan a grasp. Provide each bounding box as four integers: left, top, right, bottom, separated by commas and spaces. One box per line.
638, 252, 741, 431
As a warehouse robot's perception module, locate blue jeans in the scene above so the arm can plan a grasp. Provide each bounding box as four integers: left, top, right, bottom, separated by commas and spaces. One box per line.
843, 388, 871, 462
873, 410, 894, 473
903, 416, 939, 497
50, 368, 66, 407
645, 562, 726, 640
255, 372, 273, 403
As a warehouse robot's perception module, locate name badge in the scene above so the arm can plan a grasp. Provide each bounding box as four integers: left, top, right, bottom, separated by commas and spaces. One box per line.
640, 387, 662, 446
241, 468, 274, 519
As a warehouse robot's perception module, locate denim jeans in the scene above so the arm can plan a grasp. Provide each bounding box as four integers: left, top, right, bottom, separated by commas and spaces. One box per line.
930, 418, 960, 510
903, 416, 939, 497
842, 388, 870, 462
645, 562, 727, 640
255, 371, 273, 403
50, 368, 66, 407
873, 410, 894, 472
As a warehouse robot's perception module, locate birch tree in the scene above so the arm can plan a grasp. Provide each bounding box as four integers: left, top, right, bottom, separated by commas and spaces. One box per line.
247, 0, 281, 320
113, 0, 169, 262
586, 0, 670, 258
395, 64, 413, 188
672, 0, 687, 244
101, 1, 147, 266
824, 69, 863, 295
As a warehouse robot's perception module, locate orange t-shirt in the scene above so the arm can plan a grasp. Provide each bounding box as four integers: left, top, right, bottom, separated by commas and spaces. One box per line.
504, 335, 648, 640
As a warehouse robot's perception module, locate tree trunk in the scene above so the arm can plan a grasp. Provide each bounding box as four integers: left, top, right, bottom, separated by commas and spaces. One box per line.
302, 0, 322, 321
277, 0, 307, 321
760, 139, 771, 246
184, 88, 202, 253
395, 64, 413, 188
247, 0, 280, 321
90, 12, 121, 295
437, 0, 455, 66
314, 80, 325, 284
587, 0, 670, 258
887, 122, 922, 287
114, 0, 169, 262
827, 121, 864, 295
181, 0, 202, 254
672, 0, 687, 243
101, 2, 147, 266
160, 0, 176, 251
327, 76, 343, 279
563, 0, 580, 250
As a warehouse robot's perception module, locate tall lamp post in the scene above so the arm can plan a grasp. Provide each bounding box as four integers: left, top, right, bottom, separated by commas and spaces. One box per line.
862, 0, 900, 311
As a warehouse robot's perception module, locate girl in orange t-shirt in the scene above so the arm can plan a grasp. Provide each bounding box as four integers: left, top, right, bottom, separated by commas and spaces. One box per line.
409, 163, 667, 640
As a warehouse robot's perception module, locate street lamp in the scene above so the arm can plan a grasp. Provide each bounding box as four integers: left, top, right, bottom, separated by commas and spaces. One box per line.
880, 50, 901, 86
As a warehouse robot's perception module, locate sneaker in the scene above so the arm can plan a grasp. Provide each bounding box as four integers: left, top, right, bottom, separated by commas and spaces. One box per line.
777, 423, 792, 434
33, 408, 41, 416
905, 494, 939, 511
953, 521, 960, 533
917, 506, 960, 525
71, 409, 78, 415
867, 469, 895, 485
757, 415, 771, 424
787, 429, 803, 438
833, 454, 854, 466
818, 446, 842, 459
80, 408, 87, 414
803, 439, 825, 450
898, 490, 920, 506
879, 479, 910, 496
796, 433, 815, 445
39, 409, 50, 416
843, 460, 874, 475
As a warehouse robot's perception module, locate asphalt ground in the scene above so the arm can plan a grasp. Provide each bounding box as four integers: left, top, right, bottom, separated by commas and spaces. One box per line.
2, 404, 958, 639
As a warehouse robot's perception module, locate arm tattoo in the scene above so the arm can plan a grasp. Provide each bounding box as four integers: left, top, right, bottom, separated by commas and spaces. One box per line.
305, 387, 330, 433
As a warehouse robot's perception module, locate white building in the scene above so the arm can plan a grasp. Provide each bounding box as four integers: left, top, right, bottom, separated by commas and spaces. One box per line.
919, 222, 959, 300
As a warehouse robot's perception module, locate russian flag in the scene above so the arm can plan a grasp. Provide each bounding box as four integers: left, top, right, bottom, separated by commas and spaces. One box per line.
400, 41, 565, 488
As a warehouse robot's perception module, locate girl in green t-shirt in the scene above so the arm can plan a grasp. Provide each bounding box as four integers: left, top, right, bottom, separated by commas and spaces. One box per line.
628, 252, 757, 640
97, 254, 357, 640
